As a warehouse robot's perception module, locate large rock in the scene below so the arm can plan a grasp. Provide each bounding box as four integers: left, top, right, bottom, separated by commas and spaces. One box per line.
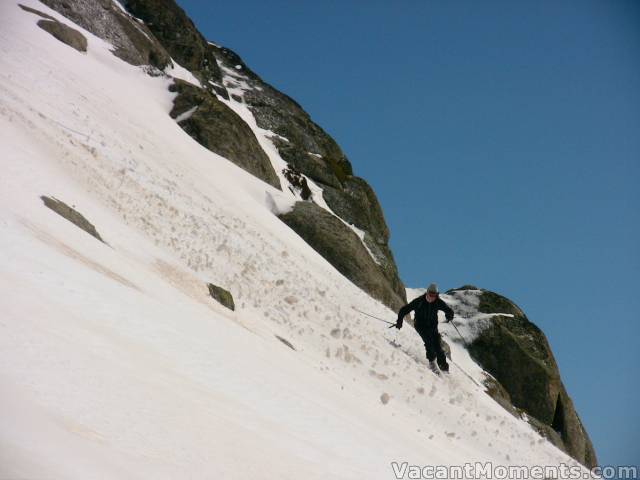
458, 288, 597, 468
38, 0, 171, 69
37, 19, 87, 52
322, 177, 404, 304
41, 196, 104, 243
169, 80, 281, 190
278, 201, 406, 312
207, 283, 235, 311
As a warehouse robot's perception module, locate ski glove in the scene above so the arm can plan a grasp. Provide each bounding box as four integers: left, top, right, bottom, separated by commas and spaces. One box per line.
395, 319, 403, 329
445, 314, 454, 323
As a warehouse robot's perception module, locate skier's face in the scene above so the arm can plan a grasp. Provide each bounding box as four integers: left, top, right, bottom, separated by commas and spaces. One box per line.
426, 292, 437, 303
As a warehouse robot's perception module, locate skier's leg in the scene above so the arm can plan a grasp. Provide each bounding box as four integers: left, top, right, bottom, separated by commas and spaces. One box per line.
422, 332, 440, 373
419, 328, 436, 362
435, 333, 449, 372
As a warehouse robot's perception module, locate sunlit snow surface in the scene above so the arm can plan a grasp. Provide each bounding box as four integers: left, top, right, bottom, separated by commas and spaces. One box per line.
0, 1, 588, 478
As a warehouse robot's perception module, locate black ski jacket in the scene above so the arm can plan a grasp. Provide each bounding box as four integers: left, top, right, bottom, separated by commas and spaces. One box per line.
397, 295, 454, 333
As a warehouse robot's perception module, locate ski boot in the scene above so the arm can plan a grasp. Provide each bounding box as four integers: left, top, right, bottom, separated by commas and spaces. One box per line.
429, 360, 440, 376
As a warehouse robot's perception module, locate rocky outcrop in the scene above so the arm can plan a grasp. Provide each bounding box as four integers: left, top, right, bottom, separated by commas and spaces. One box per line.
208, 45, 405, 309
323, 177, 389, 244
278, 202, 406, 312
169, 80, 281, 190
209, 44, 353, 188
37, 19, 87, 52
207, 283, 235, 311
123, 0, 225, 93
322, 177, 404, 302
38, 0, 171, 69
451, 287, 597, 468
41, 196, 104, 243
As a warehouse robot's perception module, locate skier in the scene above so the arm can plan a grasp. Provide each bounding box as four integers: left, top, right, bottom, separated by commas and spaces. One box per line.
395, 283, 454, 374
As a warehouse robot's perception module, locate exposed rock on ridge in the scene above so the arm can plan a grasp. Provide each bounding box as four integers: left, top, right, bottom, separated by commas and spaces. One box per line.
209, 45, 354, 189
209, 44, 407, 310
447, 287, 597, 468
279, 202, 406, 312
169, 79, 281, 190
123, 0, 226, 95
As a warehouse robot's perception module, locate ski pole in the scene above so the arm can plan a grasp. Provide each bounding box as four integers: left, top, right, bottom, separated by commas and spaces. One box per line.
449, 359, 483, 388
448, 318, 469, 346
351, 306, 396, 328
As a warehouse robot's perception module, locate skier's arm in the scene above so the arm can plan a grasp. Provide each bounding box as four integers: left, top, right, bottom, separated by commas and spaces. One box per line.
438, 298, 454, 322
396, 298, 419, 328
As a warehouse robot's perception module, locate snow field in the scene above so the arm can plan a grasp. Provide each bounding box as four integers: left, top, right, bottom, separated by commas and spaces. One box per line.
0, 2, 588, 478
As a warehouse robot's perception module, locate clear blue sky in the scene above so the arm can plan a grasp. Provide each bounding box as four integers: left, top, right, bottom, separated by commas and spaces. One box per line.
177, 0, 639, 468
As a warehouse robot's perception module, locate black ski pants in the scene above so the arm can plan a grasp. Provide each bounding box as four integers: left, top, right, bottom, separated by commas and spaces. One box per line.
417, 327, 448, 368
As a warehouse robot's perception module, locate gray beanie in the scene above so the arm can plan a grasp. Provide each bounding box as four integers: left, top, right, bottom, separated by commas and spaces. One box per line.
427, 283, 438, 294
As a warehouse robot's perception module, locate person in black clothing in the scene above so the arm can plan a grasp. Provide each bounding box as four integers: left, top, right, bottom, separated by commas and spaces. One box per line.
395, 283, 454, 373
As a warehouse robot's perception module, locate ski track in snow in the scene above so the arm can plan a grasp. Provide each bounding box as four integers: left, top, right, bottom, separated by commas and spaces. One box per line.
0, 1, 588, 478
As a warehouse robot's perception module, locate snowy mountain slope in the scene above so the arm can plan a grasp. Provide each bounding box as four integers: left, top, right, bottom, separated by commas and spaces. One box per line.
0, 1, 590, 478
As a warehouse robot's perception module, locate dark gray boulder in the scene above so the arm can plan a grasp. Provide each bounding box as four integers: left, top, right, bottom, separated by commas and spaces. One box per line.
41, 196, 104, 243
37, 19, 87, 52
456, 288, 597, 468
169, 80, 281, 190
38, 0, 171, 69
207, 283, 235, 311
278, 201, 406, 312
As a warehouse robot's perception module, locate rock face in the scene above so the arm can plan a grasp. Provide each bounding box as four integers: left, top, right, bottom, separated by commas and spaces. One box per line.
278, 202, 406, 311
209, 45, 354, 189
452, 287, 597, 468
123, 0, 225, 92
39, 0, 405, 311
169, 80, 281, 190
207, 44, 406, 310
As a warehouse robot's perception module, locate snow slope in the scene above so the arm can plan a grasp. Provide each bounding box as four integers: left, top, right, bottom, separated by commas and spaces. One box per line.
0, 2, 589, 478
